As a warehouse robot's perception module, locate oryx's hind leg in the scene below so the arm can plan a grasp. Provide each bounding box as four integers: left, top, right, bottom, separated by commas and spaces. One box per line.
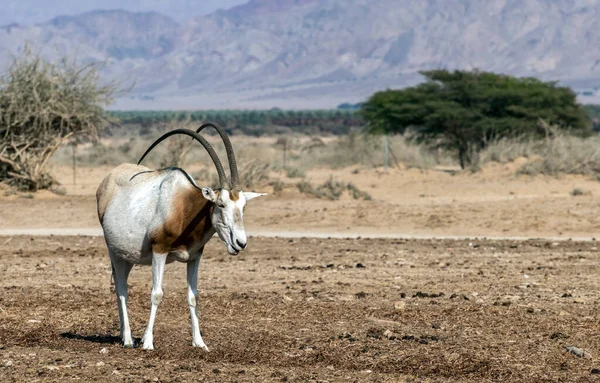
110, 253, 134, 348
142, 253, 167, 350
187, 249, 209, 351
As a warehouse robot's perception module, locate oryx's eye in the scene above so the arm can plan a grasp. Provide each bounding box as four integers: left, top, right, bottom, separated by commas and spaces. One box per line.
217, 203, 225, 208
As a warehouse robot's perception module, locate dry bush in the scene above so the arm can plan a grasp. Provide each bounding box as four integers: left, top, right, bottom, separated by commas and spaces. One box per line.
296, 177, 371, 201
517, 134, 600, 176
155, 118, 196, 169
290, 132, 445, 171
285, 167, 305, 178
239, 161, 271, 189
0, 47, 118, 190
476, 128, 600, 177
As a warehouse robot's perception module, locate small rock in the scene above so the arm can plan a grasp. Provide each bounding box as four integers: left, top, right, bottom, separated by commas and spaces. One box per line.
566, 346, 585, 358
36, 263, 47, 269
57, 283, 72, 289
326, 365, 334, 370
394, 301, 406, 311
99, 348, 108, 355
44, 366, 59, 371
4, 360, 13, 367
591, 368, 600, 375
355, 263, 366, 268
27, 319, 41, 324
573, 297, 586, 304
383, 330, 396, 340
283, 296, 293, 302
550, 332, 569, 340
96, 362, 105, 367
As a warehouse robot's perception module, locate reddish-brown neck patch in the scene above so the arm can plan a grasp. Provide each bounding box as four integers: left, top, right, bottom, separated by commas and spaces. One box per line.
150, 187, 214, 254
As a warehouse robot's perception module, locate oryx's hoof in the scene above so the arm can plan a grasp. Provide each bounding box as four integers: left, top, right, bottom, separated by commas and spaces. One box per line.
192, 342, 209, 352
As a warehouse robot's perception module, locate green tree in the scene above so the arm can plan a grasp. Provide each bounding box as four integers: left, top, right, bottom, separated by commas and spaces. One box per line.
361, 70, 591, 168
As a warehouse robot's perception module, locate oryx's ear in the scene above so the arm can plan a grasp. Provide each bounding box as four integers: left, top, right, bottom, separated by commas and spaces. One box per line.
202, 187, 217, 202
243, 192, 267, 202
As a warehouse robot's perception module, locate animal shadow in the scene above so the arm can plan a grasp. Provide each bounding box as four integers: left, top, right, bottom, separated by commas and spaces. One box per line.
60, 332, 140, 345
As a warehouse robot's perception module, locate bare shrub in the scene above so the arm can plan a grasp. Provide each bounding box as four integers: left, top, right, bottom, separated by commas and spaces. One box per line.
293, 132, 445, 170
0, 47, 118, 190
515, 134, 600, 176
285, 167, 305, 178
239, 161, 271, 189
347, 182, 372, 200
155, 118, 196, 169
296, 177, 371, 200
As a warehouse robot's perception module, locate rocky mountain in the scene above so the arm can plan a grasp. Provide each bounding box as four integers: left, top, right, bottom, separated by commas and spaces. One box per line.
1, 0, 600, 109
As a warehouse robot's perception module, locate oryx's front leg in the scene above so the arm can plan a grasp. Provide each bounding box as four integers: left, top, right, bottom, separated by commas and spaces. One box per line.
187, 249, 209, 351
142, 253, 167, 350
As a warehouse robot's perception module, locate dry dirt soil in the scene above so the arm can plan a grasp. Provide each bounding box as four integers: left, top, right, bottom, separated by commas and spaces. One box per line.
1, 236, 600, 382
3, 162, 600, 381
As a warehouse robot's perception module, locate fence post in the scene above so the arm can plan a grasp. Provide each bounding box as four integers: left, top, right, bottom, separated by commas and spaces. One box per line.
283, 139, 287, 169
72, 143, 77, 193
384, 135, 389, 172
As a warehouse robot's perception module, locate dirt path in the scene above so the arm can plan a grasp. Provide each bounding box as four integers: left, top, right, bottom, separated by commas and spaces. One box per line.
1, 236, 600, 382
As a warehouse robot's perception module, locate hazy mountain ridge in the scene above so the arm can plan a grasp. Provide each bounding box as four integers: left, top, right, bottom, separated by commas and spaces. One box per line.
1, 0, 600, 109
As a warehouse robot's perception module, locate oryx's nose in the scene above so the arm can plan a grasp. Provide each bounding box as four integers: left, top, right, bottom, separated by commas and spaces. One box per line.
236, 239, 247, 249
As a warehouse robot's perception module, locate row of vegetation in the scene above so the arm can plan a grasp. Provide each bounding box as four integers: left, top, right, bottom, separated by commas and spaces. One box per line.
109, 109, 363, 135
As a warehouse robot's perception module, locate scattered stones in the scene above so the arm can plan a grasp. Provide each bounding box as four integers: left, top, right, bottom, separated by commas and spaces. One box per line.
99, 348, 108, 355
566, 346, 585, 358
96, 361, 105, 367
340, 333, 357, 342
496, 295, 520, 306
394, 301, 406, 310
561, 293, 573, 298
383, 330, 396, 340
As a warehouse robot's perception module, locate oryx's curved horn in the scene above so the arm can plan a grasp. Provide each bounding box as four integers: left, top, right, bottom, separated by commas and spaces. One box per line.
137, 128, 228, 188
195, 122, 239, 190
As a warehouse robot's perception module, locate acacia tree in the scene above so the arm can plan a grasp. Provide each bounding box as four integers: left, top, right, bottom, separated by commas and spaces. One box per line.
361, 70, 592, 168
0, 48, 118, 190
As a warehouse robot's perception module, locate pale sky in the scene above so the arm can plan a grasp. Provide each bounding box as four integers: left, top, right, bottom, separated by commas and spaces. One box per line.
1, 0, 250, 26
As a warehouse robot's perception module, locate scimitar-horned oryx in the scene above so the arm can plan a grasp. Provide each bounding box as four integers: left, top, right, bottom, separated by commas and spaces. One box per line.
96, 123, 266, 350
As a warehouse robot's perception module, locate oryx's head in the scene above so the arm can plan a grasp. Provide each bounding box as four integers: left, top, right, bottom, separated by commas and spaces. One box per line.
137, 123, 266, 256
201, 188, 265, 255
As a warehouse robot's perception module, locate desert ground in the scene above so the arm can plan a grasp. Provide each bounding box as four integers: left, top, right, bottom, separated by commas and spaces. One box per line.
2, 156, 600, 382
